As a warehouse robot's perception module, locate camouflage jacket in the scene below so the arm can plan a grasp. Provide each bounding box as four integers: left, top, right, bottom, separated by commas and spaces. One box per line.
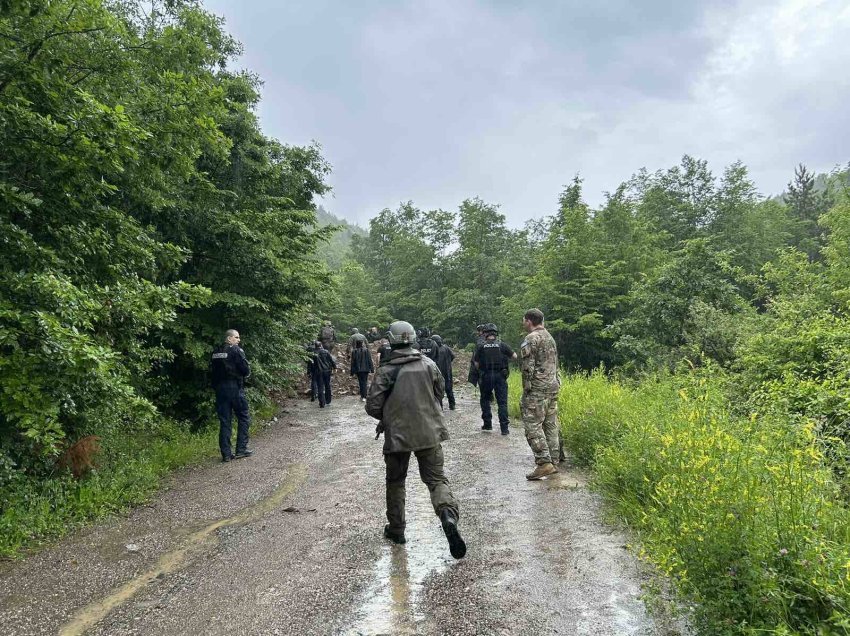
519, 326, 559, 395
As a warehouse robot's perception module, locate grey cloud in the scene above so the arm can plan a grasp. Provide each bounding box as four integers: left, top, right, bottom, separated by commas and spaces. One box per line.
204, 0, 850, 226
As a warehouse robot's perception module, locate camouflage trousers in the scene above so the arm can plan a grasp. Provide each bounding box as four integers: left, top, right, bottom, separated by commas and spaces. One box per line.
521, 392, 560, 465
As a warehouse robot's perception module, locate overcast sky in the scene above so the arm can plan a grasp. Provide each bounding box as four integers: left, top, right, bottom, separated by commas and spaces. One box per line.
202, 0, 850, 227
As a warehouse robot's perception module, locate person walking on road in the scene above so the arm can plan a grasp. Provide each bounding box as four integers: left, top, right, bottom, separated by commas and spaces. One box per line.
365, 320, 466, 559
415, 327, 439, 362
473, 323, 516, 435
519, 309, 561, 480
377, 337, 392, 366
210, 329, 253, 462
319, 320, 336, 354
350, 338, 374, 401
348, 327, 367, 352
305, 341, 319, 402
467, 324, 486, 388
431, 334, 456, 410
313, 340, 336, 408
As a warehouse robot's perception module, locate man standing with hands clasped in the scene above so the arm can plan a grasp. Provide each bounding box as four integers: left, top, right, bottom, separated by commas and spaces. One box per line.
519, 309, 561, 480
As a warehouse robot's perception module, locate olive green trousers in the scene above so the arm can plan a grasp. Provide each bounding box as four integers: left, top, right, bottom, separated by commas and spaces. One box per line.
384, 445, 459, 533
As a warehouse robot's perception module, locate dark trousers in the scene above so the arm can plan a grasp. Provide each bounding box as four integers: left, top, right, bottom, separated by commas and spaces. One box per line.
356, 372, 369, 399
309, 371, 319, 400
315, 370, 332, 406
384, 445, 459, 534
479, 370, 509, 432
216, 383, 250, 459
444, 374, 455, 408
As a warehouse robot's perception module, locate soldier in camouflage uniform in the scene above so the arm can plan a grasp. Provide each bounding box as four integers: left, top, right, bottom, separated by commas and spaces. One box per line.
519, 308, 560, 480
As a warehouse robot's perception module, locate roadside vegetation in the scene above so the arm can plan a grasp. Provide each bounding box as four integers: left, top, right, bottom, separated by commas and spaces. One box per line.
504, 195, 850, 632
3, 2, 850, 633
0, 1, 329, 557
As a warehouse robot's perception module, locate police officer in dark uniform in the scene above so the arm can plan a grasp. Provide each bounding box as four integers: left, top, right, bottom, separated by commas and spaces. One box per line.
378, 337, 393, 365
432, 334, 456, 410
313, 340, 337, 407
211, 329, 253, 462
473, 324, 517, 435
467, 324, 486, 387
305, 341, 319, 401
416, 327, 439, 362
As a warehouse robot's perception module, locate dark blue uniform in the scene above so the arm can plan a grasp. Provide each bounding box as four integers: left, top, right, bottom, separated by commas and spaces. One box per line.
417, 337, 439, 362
211, 344, 251, 460
313, 347, 337, 407
378, 342, 392, 365
306, 343, 319, 401
473, 338, 514, 433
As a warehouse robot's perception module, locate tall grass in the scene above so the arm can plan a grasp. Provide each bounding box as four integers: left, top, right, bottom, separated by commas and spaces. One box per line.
0, 423, 218, 558
511, 370, 850, 634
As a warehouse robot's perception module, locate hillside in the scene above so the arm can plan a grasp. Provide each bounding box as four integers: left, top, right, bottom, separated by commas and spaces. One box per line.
315, 206, 367, 269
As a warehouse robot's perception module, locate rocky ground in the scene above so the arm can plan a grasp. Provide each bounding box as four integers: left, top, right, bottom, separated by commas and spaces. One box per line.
0, 383, 684, 636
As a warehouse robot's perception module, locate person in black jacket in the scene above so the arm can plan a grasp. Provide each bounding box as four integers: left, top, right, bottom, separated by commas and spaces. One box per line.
473, 324, 517, 434
416, 327, 439, 362
350, 338, 374, 401
378, 338, 393, 365
210, 329, 253, 462
467, 324, 486, 387
313, 340, 337, 407
432, 335, 455, 410
305, 342, 319, 401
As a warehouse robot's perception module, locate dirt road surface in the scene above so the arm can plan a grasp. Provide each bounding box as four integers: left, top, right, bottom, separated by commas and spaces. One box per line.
0, 387, 670, 635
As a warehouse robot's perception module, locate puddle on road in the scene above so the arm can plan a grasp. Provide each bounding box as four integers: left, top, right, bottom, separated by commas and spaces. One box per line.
59, 464, 306, 636
344, 487, 451, 636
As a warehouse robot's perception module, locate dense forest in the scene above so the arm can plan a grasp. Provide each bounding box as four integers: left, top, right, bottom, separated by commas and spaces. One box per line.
2, 1, 850, 634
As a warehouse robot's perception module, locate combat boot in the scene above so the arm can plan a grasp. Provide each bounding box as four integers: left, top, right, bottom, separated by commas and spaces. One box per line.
439, 509, 466, 559
383, 525, 406, 545
525, 462, 557, 481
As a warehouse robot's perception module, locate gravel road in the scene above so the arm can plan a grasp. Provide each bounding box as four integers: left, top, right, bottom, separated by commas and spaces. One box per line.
0, 386, 673, 635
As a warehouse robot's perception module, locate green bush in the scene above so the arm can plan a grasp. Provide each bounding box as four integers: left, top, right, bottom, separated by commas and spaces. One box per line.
0, 421, 217, 558
557, 371, 850, 634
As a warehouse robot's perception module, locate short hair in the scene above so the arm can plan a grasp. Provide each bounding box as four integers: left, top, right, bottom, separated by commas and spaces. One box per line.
524, 308, 544, 326
225, 329, 239, 339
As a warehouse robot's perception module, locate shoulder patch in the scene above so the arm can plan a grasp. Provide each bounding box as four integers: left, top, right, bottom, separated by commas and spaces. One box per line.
211, 352, 228, 359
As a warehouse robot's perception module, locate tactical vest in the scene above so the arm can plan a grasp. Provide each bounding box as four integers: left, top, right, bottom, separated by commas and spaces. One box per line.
417, 337, 438, 361
478, 340, 506, 371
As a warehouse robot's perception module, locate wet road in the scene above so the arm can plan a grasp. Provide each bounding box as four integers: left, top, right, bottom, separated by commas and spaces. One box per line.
0, 388, 665, 635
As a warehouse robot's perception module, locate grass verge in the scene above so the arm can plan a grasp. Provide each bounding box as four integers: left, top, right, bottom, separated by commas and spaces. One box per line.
509, 370, 850, 635
0, 396, 277, 560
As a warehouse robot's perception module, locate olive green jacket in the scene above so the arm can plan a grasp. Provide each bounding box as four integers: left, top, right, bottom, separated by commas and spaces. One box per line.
365, 347, 447, 454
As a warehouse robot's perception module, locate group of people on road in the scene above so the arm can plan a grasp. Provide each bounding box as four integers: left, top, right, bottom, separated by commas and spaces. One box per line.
211, 308, 562, 560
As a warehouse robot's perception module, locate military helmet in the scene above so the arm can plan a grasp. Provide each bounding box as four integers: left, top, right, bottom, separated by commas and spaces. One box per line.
386, 321, 417, 346
419, 326, 431, 338
483, 323, 498, 335
432, 334, 443, 346
351, 327, 359, 334
476, 323, 485, 332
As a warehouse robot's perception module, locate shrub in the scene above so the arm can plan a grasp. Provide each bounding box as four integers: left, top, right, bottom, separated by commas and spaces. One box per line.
558, 371, 850, 634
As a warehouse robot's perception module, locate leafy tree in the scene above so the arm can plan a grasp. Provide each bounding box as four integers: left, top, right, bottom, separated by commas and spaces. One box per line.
612, 240, 749, 368
0, 1, 331, 472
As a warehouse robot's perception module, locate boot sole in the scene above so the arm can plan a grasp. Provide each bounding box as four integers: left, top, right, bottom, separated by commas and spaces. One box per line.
442, 520, 467, 559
